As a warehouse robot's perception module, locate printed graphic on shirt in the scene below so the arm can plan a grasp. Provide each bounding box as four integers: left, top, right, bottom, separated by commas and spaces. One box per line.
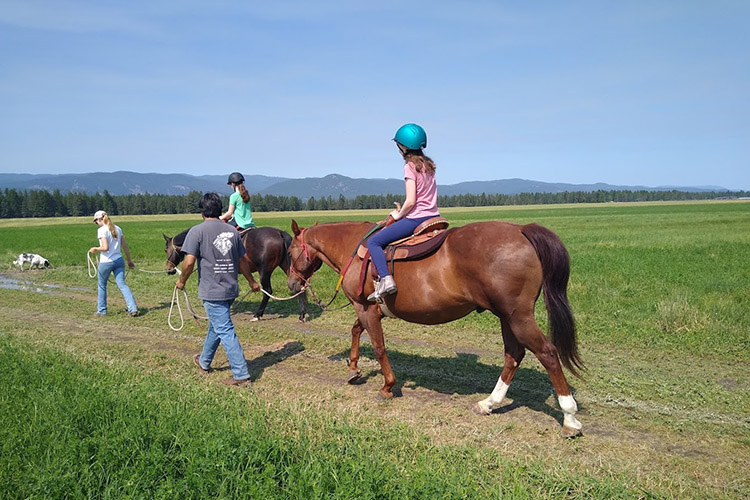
213, 232, 234, 256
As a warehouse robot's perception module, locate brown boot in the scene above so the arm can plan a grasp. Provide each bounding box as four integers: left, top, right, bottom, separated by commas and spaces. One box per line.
193, 354, 209, 374
222, 377, 251, 387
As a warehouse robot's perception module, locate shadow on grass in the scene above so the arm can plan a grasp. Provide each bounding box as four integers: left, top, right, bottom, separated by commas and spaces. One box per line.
150, 294, 321, 322
331, 346, 576, 425
247, 340, 305, 381
200, 340, 305, 383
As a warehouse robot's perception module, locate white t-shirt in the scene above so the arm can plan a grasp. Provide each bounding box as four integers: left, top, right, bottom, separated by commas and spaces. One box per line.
97, 224, 124, 263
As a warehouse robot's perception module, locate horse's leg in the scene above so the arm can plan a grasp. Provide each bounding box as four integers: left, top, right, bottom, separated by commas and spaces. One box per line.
475, 318, 525, 415
296, 292, 309, 322
357, 307, 396, 399
510, 313, 582, 437
253, 268, 272, 321
347, 318, 364, 383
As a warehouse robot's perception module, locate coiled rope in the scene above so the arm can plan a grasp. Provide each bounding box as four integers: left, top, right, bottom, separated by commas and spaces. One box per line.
168, 283, 207, 331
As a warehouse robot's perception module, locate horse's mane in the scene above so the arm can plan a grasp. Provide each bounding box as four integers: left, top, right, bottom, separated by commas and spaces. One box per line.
173, 228, 190, 248
279, 229, 292, 269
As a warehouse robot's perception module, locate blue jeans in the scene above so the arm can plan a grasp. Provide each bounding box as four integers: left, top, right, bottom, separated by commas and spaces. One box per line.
367, 216, 435, 278
198, 299, 250, 380
97, 257, 137, 315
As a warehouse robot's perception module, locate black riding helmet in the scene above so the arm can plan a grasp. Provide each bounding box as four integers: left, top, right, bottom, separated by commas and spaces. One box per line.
227, 172, 245, 185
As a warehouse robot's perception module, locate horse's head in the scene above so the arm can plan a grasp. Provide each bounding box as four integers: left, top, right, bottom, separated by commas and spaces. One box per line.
287, 220, 322, 293
163, 233, 184, 275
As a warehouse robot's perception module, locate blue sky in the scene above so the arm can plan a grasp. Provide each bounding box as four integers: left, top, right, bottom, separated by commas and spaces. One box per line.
1, 1, 748, 190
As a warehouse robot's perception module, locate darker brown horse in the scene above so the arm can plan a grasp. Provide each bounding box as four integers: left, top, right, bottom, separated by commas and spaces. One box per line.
287, 219, 584, 437
164, 226, 309, 322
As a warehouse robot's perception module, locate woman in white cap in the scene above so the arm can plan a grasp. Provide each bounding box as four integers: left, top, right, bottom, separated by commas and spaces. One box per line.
89, 210, 138, 316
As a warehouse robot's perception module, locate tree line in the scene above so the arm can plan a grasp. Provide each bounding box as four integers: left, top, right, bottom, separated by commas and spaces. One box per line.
0, 187, 747, 219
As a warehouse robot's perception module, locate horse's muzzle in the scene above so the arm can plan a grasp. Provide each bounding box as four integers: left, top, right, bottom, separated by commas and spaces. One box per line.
287, 276, 302, 294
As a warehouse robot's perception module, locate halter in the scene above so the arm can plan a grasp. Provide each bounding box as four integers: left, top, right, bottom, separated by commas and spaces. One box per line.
165, 238, 182, 273
288, 228, 314, 291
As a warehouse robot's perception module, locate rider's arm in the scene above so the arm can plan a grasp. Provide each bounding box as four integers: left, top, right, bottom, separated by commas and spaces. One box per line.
220, 204, 235, 222
391, 178, 416, 220
176, 254, 196, 290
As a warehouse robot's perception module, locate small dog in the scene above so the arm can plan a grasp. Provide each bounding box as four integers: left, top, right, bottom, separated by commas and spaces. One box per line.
13, 253, 51, 271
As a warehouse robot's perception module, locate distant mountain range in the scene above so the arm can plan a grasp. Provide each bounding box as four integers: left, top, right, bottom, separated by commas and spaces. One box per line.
0, 171, 729, 198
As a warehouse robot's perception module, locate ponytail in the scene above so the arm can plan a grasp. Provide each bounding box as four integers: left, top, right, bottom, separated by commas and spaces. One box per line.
237, 183, 250, 203
101, 214, 118, 239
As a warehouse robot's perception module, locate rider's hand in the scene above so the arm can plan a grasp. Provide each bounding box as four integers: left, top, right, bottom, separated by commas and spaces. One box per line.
389, 209, 400, 221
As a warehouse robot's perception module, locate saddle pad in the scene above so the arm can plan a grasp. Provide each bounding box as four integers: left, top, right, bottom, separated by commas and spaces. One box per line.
357, 229, 452, 295
356, 218, 450, 259
386, 229, 450, 262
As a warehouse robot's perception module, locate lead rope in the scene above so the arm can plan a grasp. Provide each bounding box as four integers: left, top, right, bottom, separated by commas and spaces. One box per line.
86, 251, 98, 278
86, 251, 129, 283
87, 251, 166, 278
168, 280, 208, 331
235, 285, 308, 304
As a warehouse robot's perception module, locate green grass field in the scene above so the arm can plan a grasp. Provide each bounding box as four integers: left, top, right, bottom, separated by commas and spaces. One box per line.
1, 201, 749, 499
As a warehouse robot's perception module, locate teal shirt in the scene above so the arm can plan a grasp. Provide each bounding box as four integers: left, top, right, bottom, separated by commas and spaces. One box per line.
229, 191, 254, 228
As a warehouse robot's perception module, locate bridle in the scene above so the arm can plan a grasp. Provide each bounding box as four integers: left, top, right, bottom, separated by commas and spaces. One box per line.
288, 228, 315, 292
165, 238, 182, 274
288, 228, 351, 311
288, 224, 383, 311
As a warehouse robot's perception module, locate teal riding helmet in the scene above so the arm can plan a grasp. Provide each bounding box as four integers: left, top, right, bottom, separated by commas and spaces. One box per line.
393, 123, 427, 150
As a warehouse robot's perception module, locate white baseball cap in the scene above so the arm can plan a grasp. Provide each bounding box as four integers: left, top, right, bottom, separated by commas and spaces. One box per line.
93, 210, 107, 221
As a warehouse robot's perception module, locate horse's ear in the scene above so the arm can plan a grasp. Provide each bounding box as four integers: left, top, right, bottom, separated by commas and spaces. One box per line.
163, 233, 171, 242
291, 220, 301, 236
313, 221, 318, 226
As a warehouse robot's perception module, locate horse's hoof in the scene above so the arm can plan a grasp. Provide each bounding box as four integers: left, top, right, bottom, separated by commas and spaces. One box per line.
473, 402, 492, 416
377, 389, 394, 400
561, 425, 583, 439
347, 370, 361, 384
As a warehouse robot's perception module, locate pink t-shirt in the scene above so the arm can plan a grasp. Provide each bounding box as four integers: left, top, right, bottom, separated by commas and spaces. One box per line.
403, 161, 439, 219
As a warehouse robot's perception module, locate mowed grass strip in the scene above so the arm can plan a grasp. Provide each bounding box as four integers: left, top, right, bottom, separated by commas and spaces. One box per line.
0, 334, 646, 500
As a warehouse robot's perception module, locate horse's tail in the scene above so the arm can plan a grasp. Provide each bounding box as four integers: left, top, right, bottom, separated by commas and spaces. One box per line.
521, 223, 583, 377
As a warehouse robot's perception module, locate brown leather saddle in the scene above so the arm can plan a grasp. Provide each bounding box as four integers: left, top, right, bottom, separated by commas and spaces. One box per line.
356, 217, 451, 295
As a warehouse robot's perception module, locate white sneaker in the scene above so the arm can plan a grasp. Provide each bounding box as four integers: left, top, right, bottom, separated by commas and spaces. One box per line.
367, 275, 397, 303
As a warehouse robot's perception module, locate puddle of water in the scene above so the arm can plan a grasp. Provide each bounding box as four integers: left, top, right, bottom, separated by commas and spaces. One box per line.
0, 276, 90, 295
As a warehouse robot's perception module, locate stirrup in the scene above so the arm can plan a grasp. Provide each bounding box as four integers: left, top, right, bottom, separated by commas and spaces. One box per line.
367, 276, 397, 303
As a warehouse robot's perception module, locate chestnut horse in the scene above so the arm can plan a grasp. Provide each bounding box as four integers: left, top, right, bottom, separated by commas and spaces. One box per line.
164, 226, 309, 322
287, 219, 584, 437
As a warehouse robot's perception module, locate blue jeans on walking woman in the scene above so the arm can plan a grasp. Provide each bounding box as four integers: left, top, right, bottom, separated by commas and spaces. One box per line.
198, 299, 250, 381
97, 257, 137, 315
